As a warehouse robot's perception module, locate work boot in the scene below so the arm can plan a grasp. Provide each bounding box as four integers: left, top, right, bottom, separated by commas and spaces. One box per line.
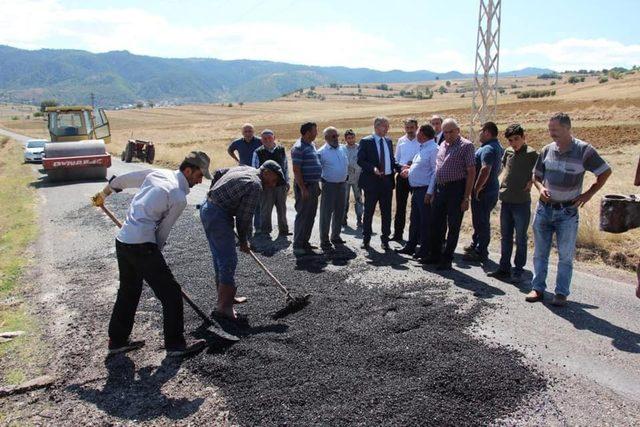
166, 339, 207, 358
525, 290, 544, 303
108, 339, 145, 356
331, 237, 346, 245
551, 294, 568, 307
217, 284, 238, 320
391, 234, 403, 243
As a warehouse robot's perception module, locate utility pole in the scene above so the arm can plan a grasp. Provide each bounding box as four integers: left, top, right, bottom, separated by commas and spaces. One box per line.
470, 0, 501, 141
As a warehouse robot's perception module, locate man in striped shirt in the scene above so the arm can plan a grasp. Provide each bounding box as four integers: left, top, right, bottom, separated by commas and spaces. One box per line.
526, 112, 611, 307
291, 122, 323, 256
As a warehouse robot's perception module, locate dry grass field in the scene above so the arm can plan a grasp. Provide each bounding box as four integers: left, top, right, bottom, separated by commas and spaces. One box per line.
1, 72, 639, 270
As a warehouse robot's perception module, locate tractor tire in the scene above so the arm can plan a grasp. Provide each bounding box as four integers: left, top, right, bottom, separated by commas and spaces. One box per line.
44, 140, 108, 182
146, 145, 155, 164
124, 141, 135, 163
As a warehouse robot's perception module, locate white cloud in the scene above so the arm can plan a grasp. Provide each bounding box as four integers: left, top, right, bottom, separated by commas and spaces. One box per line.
505, 38, 640, 71
0, 0, 469, 72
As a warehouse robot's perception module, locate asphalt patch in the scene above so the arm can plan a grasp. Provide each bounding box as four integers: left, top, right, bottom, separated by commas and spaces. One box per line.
106, 197, 546, 425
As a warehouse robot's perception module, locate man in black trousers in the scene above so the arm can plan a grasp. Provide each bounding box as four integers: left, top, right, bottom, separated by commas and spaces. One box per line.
357, 116, 402, 250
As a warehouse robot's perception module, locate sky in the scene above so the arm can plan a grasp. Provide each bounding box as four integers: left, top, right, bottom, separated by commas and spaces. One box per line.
1, 0, 639, 73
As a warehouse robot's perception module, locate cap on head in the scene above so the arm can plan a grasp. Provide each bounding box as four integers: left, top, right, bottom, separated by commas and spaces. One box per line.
261, 129, 274, 136
260, 159, 285, 185
183, 151, 212, 179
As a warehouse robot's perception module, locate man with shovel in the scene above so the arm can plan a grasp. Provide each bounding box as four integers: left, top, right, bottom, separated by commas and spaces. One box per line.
91, 151, 212, 358
200, 161, 284, 322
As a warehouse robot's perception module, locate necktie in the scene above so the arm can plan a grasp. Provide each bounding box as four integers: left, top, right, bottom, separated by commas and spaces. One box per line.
378, 138, 386, 175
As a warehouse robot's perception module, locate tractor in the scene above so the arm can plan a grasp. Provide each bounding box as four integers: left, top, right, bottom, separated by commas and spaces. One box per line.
43, 106, 112, 182
121, 139, 155, 164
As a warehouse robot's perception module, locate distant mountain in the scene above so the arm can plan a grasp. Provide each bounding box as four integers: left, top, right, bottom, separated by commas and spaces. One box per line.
0, 45, 554, 106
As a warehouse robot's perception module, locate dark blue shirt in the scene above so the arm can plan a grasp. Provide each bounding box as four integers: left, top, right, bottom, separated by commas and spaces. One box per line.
475, 138, 504, 194
291, 139, 322, 183
228, 136, 262, 166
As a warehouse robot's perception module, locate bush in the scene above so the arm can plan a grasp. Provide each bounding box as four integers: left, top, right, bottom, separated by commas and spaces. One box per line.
567, 76, 581, 84
40, 99, 58, 112
227, 103, 233, 107
538, 73, 562, 80
375, 84, 390, 91
609, 71, 623, 80
516, 89, 556, 99
550, 81, 556, 86
11, 116, 19, 120
33, 111, 43, 117
599, 76, 609, 84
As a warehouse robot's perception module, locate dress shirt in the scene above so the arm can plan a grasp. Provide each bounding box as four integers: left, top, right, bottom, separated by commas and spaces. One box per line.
408, 139, 438, 189
395, 135, 420, 166
434, 136, 476, 185
252, 146, 289, 182
109, 169, 190, 250
318, 143, 348, 183
374, 134, 392, 175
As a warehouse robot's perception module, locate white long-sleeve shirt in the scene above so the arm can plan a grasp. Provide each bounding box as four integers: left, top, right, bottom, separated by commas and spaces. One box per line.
108, 169, 190, 250
395, 135, 420, 166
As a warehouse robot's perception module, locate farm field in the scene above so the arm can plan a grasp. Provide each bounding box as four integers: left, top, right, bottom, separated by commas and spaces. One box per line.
2, 72, 639, 270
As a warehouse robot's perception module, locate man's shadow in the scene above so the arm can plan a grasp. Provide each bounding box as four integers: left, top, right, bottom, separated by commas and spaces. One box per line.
541, 295, 640, 353
68, 355, 204, 421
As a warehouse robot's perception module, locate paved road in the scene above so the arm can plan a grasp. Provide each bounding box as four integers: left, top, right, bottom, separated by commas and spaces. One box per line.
3, 127, 639, 424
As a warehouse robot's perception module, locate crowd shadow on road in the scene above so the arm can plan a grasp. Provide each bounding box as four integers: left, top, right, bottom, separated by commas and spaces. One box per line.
294, 245, 358, 273
68, 355, 203, 422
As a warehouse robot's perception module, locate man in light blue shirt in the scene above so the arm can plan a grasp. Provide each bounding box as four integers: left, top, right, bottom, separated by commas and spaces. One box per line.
396, 124, 438, 259
317, 126, 349, 250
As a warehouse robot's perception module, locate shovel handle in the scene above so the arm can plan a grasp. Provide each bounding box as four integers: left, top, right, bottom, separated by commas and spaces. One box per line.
235, 233, 292, 299
100, 205, 123, 228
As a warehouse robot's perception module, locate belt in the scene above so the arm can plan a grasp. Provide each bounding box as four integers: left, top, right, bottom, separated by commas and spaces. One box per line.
436, 179, 465, 188
540, 200, 574, 209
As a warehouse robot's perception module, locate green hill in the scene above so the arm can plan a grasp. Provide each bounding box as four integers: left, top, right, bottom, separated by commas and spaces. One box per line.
0, 45, 552, 106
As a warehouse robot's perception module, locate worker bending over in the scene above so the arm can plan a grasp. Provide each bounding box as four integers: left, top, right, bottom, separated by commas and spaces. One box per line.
200, 160, 284, 322
92, 151, 212, 358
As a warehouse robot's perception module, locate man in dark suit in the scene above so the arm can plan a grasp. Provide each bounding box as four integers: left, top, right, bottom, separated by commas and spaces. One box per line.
357, 116, 402, 250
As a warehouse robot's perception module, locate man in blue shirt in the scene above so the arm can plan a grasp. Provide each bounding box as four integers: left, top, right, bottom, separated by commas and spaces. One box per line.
227, 123, 263, 234
291, 122, 322, 256
227, 123, 262, 166
464, 121, 504, 262
317, 126, 349, 250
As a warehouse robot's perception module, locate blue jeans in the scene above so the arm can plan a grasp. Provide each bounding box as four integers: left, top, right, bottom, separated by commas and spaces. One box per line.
200, 200, 238, 287
531, 202, 579, 296
499, 202, 531, 272
470, 190, 499, 258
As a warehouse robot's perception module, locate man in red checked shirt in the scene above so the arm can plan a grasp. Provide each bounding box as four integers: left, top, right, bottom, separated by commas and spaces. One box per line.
423, 118, 476, 271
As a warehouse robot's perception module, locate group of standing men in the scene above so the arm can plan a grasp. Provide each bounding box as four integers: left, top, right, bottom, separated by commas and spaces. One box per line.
92, 110, 618, 358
